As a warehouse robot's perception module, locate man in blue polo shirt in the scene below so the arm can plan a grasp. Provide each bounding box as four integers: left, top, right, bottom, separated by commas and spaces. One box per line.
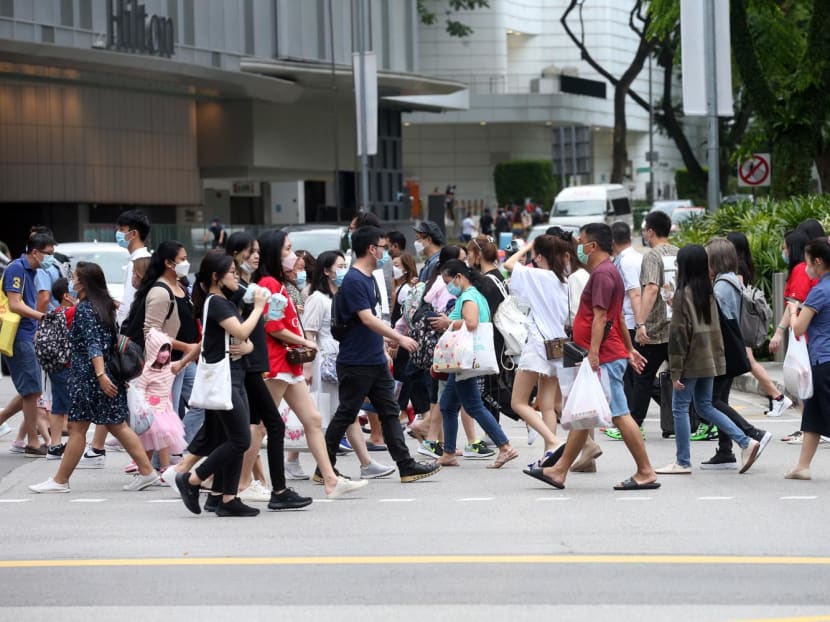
325, 226, 441, 483
3, 232, 55, 456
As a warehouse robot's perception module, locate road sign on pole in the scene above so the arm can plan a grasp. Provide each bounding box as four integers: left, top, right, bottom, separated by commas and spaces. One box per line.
737, 153, 771, 187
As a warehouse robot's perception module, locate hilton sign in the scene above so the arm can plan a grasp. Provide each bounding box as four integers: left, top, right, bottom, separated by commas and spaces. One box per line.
106, 0, 175, 58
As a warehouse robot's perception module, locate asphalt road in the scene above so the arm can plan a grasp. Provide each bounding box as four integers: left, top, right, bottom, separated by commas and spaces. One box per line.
0, 377, 828, 621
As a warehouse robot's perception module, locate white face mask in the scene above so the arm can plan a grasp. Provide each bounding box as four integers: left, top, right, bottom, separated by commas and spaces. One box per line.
174, 260, 190, 278
414, 240, 425, 257
393, 266, 404, 280
240, 260, 254, 275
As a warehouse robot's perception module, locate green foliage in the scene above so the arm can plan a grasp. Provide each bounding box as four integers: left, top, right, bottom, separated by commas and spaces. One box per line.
417, 0, 489, 37
673, 195, 830, 297
674, 168, 707, 205
493, 160, 558, 208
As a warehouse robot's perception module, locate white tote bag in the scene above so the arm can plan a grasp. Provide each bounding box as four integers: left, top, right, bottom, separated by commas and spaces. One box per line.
560, 362, 613, 430
189, 296, 233, 411
783, 329, 813, 400
457, 322, 499, 380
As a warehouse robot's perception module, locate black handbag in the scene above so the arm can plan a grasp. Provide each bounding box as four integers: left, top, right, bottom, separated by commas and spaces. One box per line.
717, 303, 751, 378
563, 342, 589, 368
108, 334, 144, 384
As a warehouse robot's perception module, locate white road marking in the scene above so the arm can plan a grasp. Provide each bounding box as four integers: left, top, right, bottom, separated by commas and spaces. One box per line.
0, 498, 30, 503
378, 498, 415, 503
69, 498, 107, 503
780, 496, 817, 500
146, 499, 181, 503
615, 497, 653, 501
536, 497, 569, 501
458, 497, 493, 502
697, 496, 734, 500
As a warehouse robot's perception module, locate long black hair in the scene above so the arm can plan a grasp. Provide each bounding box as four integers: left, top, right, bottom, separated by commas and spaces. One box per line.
75, 261, 116, 327
192, 250, 234, 319
255, 229, 288, 284
226, 231, 255, 262
309, 250, 344, 299
135, 240, 183, 299
784, 230, 810, 278
675, 244, 712, 324
797, 218, 826, 241
726, 232, 755, 285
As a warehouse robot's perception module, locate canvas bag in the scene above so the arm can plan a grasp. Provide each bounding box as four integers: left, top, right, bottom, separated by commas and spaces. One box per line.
189, 296, 233, 411
432, 325, 474, 374
485, 274, 528, 356
456, 322, 499, 380
782, 329, 813, 400
0, 270, 23, 357
560, 362, 613, 430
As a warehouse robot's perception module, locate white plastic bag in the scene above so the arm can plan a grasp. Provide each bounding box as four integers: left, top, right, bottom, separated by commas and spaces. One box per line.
560, 362, 613, 430
126, 384, 154, 436
457, 322, 499, 379
280, 392, 330, 450
558, 365, 612, 403
783, 329, 813, 400
432, 325, 475, 374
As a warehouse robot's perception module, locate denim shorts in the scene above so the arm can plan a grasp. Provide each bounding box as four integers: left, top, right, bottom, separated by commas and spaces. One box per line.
48, 367, 70, 414
600, 358, 630, 418
3, 340, 42, 397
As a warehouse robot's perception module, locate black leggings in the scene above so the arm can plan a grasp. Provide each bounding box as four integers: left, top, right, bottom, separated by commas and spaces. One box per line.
194, 367, 251, 496
244, 372, 286, 491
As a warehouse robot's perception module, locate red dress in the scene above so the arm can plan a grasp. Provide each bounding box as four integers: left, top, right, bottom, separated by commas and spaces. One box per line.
257, 276, 303, 379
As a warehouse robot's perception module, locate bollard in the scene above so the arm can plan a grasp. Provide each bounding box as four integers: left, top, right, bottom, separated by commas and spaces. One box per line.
772, 271, 785, 362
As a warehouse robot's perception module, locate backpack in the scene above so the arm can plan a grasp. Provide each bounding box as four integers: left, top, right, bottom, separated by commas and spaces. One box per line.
486, 274, 528, 357
407, 284, 441, 370
34, 308, 71, 373
715, 277, 773, 349
329, 276, 381, 342
661, 252, 678, 320
108, 334, 145, 385
120, 281, 175, 349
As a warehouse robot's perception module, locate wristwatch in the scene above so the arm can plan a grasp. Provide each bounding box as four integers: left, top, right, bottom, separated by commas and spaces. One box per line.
635, 323, 645, 329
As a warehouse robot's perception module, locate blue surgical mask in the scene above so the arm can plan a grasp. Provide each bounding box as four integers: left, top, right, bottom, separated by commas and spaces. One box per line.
378, 249, 390, 267
68, 282, 77, 299
447, 282, 462, 297
782, 251, 789, 264
295, 270, 306, 288
576, 244, 589, 265
115, 230, 130, 249
347, 231, 352, 248
334, 268, 348, 287
40, 254, 56, 269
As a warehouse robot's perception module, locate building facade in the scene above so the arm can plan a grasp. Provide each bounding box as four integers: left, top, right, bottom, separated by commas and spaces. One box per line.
404, 0, 706, 211
0, 0, 462, 252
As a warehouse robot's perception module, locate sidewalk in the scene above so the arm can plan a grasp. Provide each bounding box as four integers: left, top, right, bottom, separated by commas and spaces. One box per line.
730, 361, 794, 404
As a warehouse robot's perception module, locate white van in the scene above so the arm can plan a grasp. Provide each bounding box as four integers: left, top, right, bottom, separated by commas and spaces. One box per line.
548, 184, 633, 234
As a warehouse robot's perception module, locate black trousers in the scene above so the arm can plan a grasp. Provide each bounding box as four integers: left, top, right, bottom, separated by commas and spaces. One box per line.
244, 372, 286, 491
629, 341, 668, 426
709, 375, 760, 454
194, 367, 251, 496
326, 364, 416, 469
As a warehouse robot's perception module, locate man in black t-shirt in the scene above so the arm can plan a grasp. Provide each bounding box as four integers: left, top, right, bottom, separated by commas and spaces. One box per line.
326, 226, 441, 483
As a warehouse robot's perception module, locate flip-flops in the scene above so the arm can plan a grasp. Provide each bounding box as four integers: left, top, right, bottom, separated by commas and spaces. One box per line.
613, 477, 661, 491
522, 466, 565, 489
487, 447, 519, 469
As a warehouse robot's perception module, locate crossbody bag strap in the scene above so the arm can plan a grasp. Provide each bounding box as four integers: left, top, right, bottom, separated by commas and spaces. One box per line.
201, 295, 229, 361
485, 273, 509, 301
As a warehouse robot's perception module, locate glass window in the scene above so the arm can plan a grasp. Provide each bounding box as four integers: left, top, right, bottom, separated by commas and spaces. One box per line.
244, 0, 254, 55
166, 0, 178, 43
79, 0, 92, 29
60, 0, 73, 26
183, 0, 194, 45
0, 0, 12, 18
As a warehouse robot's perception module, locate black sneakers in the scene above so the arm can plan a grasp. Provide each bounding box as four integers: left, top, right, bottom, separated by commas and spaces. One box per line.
268, 488, 313, 511
700, 451, 737, 470
399, 461, 441, 483
216, 497, 260, 517
175, 472, 202, 514
204, 494, 220, 513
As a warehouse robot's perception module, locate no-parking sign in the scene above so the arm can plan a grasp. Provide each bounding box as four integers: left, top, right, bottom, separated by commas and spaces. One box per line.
738, 153, 771, 187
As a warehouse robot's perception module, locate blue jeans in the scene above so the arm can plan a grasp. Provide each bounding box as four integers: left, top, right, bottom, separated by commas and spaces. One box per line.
440, 373, 508, 454
673, 376, 750, 467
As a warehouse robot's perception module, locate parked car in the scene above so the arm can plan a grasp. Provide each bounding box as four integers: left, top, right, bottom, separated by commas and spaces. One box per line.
549, 184, 633, 233
279, 224, 347, 259
55, 242, 129, 302
670, 206, 706, 234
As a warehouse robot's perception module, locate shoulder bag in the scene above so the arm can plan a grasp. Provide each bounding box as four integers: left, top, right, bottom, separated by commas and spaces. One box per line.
189, 295, 233, 411
0, 269, 23, 357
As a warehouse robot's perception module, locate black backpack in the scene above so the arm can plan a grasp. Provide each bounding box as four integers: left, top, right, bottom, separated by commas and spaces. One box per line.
34, 308, 71, 373
330, 278, 381, 342
120, 282, 175, 349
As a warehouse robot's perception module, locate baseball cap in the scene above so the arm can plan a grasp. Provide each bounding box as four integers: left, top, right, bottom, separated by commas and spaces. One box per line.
413, 221, 445, 245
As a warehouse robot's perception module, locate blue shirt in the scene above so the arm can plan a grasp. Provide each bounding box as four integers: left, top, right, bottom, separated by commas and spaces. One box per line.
448, 286, 490, 323
804, 275, 830, 363
3, 256, 39, 341
418, 251, 440, 283
336, 267, 386, 366
35, 265, 61, 311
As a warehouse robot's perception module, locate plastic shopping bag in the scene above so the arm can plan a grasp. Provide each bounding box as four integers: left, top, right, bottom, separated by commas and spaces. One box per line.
783, 329, 813, 400
557, 365, 612, 403
560, 362, 613, 431
432, 325, 474, 374
126, 384, 154, 436
280, 393, 330, 449
457, 322, 499, 379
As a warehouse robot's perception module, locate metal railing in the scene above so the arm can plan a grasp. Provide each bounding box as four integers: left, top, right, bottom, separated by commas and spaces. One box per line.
440, 72, 550, 95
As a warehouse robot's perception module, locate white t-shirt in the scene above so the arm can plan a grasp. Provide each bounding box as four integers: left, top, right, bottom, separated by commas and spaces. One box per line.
117, 246, 151, 326
614, 245, 643, 330
567, 268, 590, 326
508, 262, 568, 358
462, 217, 475, 236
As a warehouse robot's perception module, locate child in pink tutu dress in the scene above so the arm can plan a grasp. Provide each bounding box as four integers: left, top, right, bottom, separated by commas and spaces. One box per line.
132, 328, 186, 474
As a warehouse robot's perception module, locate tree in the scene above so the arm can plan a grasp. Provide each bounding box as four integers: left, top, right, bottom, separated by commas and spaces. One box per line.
417, 0, 489, 38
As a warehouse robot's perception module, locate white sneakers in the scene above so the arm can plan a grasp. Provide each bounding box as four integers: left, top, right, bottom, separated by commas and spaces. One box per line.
239, 480, 272, 502
122, 472, 160, 491
739, 439, 761, 474
654, 463, 692, 474
285, 460, 310, 480
767, 395, 793, 417
29, 477, 70, 493
326, 476, 368, 499
360, 460, 396, 479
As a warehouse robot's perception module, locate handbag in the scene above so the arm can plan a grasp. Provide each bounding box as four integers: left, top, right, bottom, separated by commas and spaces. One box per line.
543, 338, 569, 360
783, 328, 813, 400
0, 271, 23, 357
716, 302, 751, 378
189, 295, 233, 411
562, 320, 614, 368
320, 352, 338, 383
284, 314, 317, 365
108, 334, 144, 385
457, 322, 499, 379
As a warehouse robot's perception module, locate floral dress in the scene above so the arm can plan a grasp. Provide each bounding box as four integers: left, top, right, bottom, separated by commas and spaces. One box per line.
68, 300, 128, 425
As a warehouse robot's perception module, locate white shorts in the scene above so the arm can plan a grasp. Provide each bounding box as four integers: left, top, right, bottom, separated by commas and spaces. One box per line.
268, 373, 305, 385
517, 348, 562, 378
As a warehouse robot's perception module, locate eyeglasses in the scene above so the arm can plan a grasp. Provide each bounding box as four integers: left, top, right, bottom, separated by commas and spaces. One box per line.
375, 243, 388, 250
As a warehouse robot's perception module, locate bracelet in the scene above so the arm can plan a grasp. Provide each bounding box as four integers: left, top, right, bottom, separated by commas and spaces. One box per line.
777, 324, 787, 330
96, 371, 105, 378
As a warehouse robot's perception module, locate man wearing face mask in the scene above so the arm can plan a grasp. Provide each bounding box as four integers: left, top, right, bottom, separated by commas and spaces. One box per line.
3, 232, 56, 456
115, 209, 151, 327
414, 221, 445, 282
325, 226, 441, 483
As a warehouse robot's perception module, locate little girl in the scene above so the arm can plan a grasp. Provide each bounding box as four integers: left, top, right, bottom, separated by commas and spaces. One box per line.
131, 328, 186, 480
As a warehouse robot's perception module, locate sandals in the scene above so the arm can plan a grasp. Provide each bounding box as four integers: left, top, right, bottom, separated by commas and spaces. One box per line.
487, 447, 519, 469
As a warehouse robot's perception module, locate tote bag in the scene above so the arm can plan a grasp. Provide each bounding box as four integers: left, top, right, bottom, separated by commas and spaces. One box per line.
189, 296, 233, 411
432, 325, 474, 374
783, 329, 813, 400
457, 322, 499, 380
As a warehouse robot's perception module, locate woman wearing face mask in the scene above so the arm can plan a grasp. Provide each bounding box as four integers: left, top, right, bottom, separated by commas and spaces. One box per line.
785, 237, 830, 479
390, 252, 419, 427
282, 250, 306, 316
256, 230, 367, 499
303, 250, 396, 480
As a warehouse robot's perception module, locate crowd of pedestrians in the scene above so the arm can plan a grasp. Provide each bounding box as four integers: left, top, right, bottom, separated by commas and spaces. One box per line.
2, 208, 826, 514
